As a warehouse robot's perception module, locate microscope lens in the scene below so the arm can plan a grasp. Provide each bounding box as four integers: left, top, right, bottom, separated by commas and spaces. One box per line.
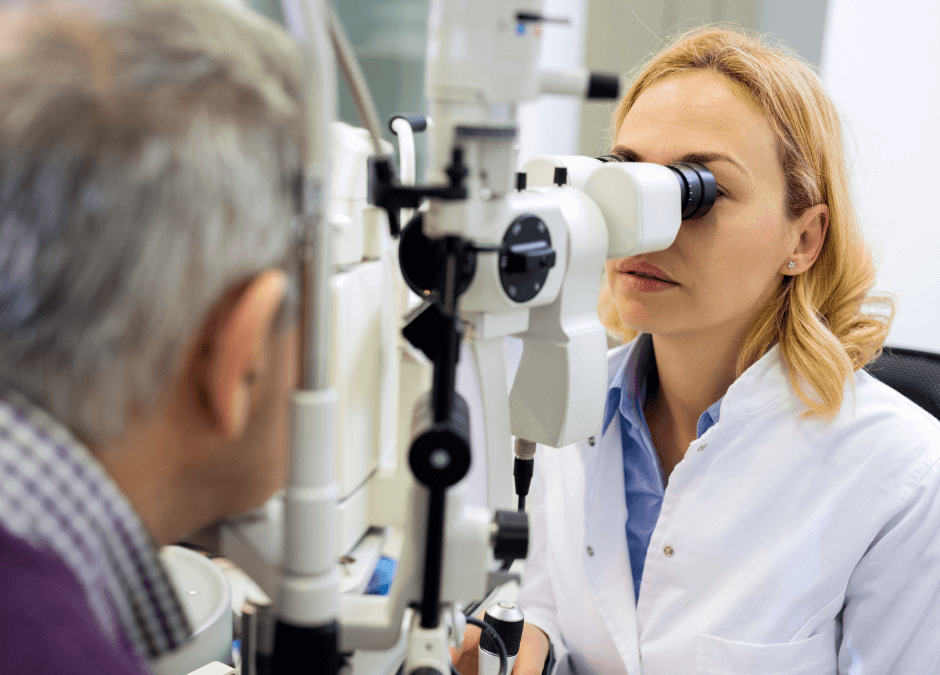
667, 162, 717, 220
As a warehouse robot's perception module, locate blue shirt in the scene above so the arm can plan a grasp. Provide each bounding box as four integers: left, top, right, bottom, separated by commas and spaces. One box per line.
602, 335, 722, 603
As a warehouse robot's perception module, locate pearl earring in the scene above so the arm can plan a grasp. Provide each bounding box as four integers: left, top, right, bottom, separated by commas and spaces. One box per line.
788, 261, 796, 270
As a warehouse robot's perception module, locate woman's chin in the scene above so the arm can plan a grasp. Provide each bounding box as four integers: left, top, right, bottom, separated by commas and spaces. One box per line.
613, 304, 666, 335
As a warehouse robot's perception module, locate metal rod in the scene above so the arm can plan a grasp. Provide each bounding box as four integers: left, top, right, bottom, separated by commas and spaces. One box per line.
419, 487, 447, 628
432, 238, 461, 424
324, 1, 384, 154
298, 201, 331, 391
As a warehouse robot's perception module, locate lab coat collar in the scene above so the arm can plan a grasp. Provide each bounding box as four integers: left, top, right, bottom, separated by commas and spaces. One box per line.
604, 336, 790, 433
717, 343, 790, 426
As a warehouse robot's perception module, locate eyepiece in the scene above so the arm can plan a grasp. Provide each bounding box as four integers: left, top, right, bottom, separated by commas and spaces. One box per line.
594, 155, 716, 220
667, 162, 716, 220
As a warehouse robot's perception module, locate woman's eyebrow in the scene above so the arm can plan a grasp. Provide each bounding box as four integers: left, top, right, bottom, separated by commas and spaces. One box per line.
610, 145, 749, 177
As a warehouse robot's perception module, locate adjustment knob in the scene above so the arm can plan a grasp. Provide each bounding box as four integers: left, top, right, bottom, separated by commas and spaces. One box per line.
498, 215, 554, 303
504, 241, 556, 274
491, 510, 529, 562
481, 601, 525, 660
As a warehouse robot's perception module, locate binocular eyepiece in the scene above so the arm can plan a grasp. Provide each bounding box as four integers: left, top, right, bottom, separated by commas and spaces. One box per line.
596, 155, 717, 220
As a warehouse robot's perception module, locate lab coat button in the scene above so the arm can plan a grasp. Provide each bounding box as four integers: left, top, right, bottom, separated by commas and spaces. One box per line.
586, 546, 594, 556
697, 443, 707, 451
664, 545, 674, 557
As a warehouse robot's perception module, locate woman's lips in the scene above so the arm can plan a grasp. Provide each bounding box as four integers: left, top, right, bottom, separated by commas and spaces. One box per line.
618, 272, 678, 293
615, 259, 679, 290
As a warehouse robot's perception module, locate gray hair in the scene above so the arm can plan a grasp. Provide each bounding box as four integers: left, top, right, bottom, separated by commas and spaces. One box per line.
0, 0, 306, 444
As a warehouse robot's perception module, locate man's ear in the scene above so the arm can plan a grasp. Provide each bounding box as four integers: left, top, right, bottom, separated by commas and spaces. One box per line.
195, 270, 288, 439
783, 204, 829, 275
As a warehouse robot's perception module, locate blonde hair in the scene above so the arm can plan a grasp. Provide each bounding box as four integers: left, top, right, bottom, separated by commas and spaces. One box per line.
604, 26, 893, 419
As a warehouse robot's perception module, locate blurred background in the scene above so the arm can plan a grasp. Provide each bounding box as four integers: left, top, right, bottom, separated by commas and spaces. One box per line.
247, 0, 940, 352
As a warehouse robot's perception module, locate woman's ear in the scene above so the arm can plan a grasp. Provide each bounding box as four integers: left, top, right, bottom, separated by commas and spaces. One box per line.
191, 270, 288, 439
783, 204, 829, 275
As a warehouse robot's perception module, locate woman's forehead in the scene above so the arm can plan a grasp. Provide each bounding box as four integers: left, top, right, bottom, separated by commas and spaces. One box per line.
615, 70, 777, 172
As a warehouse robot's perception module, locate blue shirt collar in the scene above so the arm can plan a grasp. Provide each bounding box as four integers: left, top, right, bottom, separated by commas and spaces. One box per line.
603, 334, 723, 437
604, 334, 655, 433
698, 396, 722, 437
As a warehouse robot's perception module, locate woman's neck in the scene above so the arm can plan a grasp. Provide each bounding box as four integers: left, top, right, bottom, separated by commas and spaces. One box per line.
644, 328, 743, 480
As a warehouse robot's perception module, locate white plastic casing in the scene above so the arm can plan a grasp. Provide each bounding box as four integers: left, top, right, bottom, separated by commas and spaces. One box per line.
329, 253, 400, 556
329, 121, 393, 266
523, 155, 685, 260
279, 389, 340, 625
520, 154, 602, 192
440, 491, 492, 603
538, 68, 590, 98
153, 546, 232, 675
184, 664, 237, 675
581, 161, 683, 259
426, 0, 544, 108
424, 0, 546, 239
508, 186, 609, 447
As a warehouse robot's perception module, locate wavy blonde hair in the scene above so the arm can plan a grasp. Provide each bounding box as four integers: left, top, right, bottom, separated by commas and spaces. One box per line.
602, 26, 893, 419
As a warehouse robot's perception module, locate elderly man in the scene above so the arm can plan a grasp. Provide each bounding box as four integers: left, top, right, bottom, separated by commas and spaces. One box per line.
0, 0, 308, 671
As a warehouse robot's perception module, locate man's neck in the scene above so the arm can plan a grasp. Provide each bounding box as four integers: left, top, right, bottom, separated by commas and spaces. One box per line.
95, 420, 218, 547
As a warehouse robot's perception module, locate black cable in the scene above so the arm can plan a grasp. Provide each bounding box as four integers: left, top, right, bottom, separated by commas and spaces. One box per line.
467, 617, 508, 675
513, 458, 534, 508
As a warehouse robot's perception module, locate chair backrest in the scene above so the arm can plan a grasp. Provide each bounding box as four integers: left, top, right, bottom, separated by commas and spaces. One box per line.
864, 346, 940, 422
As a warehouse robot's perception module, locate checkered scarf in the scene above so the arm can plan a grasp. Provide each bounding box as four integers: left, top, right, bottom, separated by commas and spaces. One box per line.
0, 391, 192, 661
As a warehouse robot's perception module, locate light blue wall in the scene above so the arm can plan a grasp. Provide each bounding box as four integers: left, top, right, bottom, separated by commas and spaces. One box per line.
333, 0, 431, 179
758, 0, 829, 67
245, 0, 433, 178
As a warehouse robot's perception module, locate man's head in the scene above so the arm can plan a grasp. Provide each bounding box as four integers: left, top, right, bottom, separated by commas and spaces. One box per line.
0, 0, 307, 540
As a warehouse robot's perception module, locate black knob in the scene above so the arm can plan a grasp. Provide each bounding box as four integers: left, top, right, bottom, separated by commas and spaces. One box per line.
409, 392, 471, 490
498, 215, 554, 303
553, 166, 568, 186
587, 72, 620, 100
504, 241, 555, 274
516, 12, 570, 25
516, 171, 527, 192
492, 510, 528, 561
388, 115, 428, 134
481, 602, 525, 658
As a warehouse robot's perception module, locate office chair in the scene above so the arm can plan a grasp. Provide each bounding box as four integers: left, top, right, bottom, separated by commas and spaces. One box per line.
865, 346, 940, 422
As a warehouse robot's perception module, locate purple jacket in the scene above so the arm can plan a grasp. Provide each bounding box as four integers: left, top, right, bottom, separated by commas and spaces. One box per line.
0, 523, 151, 675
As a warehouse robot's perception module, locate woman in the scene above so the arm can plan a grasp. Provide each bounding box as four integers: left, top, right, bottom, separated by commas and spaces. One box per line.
454, 26, 940, 675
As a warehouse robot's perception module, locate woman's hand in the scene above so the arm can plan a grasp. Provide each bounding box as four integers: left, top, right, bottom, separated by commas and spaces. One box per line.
450, 620, 551, 675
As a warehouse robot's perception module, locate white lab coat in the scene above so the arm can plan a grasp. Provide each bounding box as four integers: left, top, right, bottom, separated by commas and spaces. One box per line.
517, 339, 940, 675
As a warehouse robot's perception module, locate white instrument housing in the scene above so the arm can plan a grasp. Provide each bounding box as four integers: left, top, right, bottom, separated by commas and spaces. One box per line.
522, 154, 685, 259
